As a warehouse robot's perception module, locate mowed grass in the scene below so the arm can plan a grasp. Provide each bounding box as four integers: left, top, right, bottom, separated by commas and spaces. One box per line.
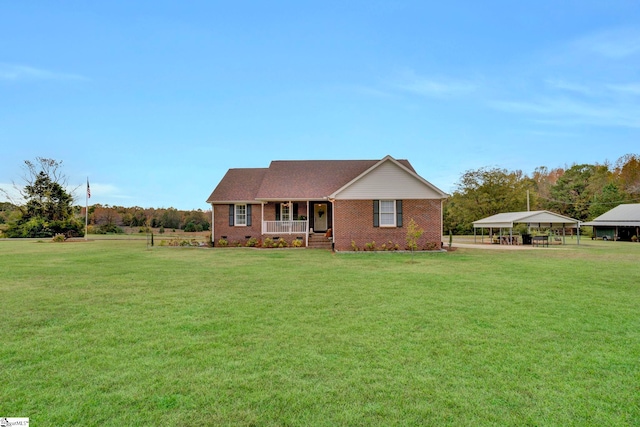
1, 239, 639, 426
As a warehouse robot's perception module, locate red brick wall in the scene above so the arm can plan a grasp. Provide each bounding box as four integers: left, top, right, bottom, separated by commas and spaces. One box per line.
212, 204, 262, 246
212, 200, 441, 250
212, 203, 308, 247
332, 199, 442, 251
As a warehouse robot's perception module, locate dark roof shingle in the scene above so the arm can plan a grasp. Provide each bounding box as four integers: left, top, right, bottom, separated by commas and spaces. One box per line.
206, 158, 417, 202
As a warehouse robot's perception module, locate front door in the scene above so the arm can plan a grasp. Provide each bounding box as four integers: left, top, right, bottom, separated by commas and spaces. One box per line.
314, 203, 328, 232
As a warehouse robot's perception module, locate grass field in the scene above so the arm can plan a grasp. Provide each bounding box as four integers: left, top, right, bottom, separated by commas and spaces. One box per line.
1, 239, 639, 426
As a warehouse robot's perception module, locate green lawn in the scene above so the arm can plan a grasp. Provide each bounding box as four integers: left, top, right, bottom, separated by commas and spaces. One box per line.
1, 239, 639, 426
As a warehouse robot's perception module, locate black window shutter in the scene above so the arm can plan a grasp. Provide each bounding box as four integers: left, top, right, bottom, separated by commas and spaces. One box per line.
246, 204, 252, 226
229, 204, 234, 226
293, 203, 299, 219
275, 204, 281, 221
396, 200, 403, 227
373, 200, 379, 227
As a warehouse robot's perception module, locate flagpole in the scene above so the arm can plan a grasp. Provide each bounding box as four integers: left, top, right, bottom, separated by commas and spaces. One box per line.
85, 178, 89, 241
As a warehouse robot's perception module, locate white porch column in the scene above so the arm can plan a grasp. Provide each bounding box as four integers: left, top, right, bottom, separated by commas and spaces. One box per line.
306, 200, 309, 246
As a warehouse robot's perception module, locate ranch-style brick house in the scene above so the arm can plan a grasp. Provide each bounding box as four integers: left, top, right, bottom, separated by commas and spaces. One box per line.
206, 155, 448, 251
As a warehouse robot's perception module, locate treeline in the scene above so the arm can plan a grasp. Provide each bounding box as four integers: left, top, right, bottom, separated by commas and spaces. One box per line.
89, 205, 211, 233
0, 202, 211, 236
444, 153, 640, 234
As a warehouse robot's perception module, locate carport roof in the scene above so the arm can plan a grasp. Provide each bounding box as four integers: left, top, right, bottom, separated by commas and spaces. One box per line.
473, 210, 579, 229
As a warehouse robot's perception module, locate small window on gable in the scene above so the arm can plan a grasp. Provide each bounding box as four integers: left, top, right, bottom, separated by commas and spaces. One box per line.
235, 204, 247, 226
379, 200, 396, 227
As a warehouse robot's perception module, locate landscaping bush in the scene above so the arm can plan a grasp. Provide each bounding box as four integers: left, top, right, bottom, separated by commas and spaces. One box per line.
95, 224, 124, 234
52, 233, 66, 243
263, 237, 274, 248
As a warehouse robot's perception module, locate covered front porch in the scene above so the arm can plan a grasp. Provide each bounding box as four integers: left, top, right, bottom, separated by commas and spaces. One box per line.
260, 200, 332, 238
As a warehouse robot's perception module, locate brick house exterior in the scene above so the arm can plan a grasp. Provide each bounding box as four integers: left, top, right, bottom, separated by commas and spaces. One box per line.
206, 155, 448, 250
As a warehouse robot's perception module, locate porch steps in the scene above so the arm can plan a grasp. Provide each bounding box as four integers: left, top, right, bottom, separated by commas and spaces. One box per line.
307, 233, 333, 250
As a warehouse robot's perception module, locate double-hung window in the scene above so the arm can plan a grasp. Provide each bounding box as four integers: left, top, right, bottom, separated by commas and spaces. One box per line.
379, 200, 396, 227
229, 204, 251, 226
373, 200, 403, 228
235, 204, 247, 226
281, 203, 291, 221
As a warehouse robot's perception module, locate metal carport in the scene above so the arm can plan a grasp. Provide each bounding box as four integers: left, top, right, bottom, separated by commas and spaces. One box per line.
582, 203, 640, 241
472, 210, 580, 245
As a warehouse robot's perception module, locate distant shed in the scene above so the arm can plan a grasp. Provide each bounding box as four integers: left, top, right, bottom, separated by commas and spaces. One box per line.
582, 203, 640, 241
473, 210, 580, 245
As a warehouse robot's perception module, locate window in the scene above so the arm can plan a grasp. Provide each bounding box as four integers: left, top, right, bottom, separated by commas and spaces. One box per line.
235, 204, 247, 226
373, 200, 402, 228
229, 204, 252, 226
379, 200, 395, 227
281, 203, 291, 221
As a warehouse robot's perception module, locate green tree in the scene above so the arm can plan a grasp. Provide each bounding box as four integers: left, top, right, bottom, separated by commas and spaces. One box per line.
614, 153, 640, 198
182, 209, 210, 231
160, 208, 181, 229
589, 182, 624, 219
444, 167, 532, 233
2, 158, 83, 238
547, 164, 608, 221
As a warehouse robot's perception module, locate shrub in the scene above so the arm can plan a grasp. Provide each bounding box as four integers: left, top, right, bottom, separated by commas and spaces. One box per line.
351, 240, 359, 251
263, 237, 274, 248
364, 241, 376, 251
292, 238, 303, 247
52, 233, 66, 243
159, 226, 165, 234
276, 238, 288, 248
217, 238, 228, 247
183, 221, 203, 232
95, 224, 124, 234
246, 237, 258, 247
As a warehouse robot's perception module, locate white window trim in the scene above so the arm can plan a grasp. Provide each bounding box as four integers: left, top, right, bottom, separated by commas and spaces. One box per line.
235, 204, 247, 226
280, 203, 291, 221
379, 199, 396, 227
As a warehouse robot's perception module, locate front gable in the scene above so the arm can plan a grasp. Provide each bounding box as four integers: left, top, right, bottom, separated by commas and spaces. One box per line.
330, 156, 447, 200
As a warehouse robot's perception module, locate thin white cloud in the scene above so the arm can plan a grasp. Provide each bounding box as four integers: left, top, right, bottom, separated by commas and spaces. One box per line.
606, 82, 640, 95
71, 183, 130, 201
349, 85, 395, 98
491, 97, 640, 129
0, 183, 24, 204
393, 69, 477, 98
572, 27, 640, 59
545, 79, 596, 96
0, 63, 88, 81
396, 77, 477, 97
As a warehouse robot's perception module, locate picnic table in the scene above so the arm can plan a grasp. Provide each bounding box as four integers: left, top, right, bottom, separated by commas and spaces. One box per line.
532, 235, 549, 247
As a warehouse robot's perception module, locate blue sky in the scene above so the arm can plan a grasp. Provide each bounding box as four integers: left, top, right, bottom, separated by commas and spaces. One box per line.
2, 1, 639, 210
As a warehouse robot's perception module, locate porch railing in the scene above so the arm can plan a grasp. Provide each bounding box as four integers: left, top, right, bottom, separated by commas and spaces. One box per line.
263, 220, 308, 234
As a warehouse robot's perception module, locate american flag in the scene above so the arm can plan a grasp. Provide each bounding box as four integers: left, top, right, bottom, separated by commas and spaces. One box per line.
87, 179, 91, 198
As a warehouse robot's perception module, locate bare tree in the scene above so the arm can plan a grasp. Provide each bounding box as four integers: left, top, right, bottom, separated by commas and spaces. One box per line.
1, 157, 79, 205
